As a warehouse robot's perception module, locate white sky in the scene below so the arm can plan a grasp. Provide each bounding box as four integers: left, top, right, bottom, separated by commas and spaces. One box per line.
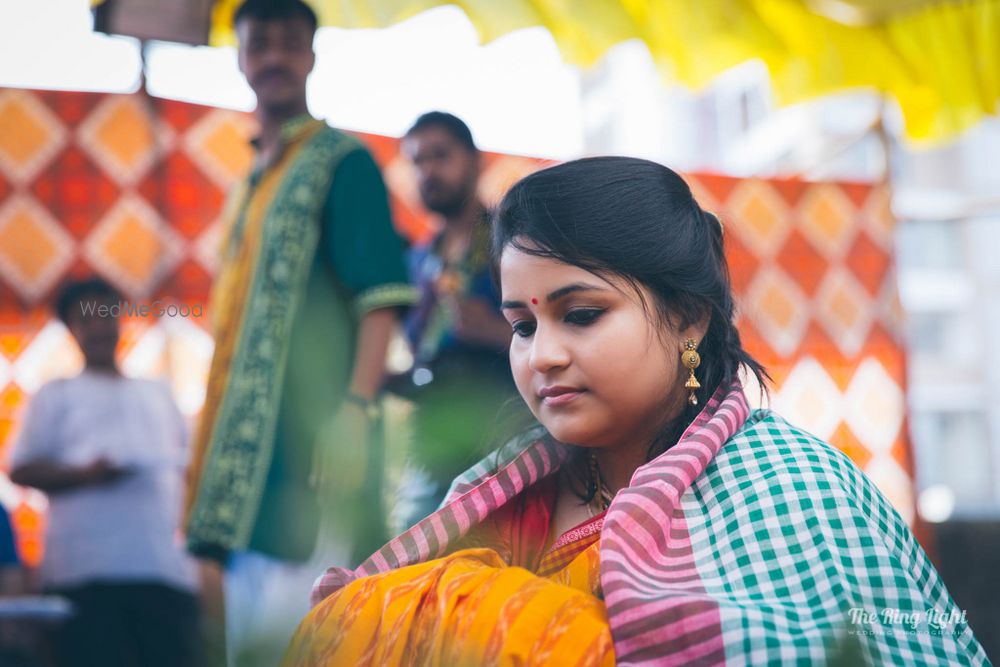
0, 0, 584, 158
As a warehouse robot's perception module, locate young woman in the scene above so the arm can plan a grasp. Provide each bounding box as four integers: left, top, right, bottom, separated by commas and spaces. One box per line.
283, 157, 989, 666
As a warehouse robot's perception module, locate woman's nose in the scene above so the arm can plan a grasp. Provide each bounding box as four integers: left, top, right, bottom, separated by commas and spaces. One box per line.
527, 326, 571, 374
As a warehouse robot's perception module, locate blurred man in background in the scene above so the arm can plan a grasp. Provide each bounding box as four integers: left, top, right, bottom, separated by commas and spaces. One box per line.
9, 278, 201, 667
390, 112, 516, 529
183, 1, 415, 665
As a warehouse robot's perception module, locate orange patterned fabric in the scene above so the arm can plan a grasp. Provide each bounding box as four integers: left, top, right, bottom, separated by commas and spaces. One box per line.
282, 545, 614, 667
0, 87, 917, 569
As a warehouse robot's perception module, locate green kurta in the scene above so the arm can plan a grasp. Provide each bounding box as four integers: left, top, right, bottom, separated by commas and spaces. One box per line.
250, 147, 415, 562
187, 117, 416, 563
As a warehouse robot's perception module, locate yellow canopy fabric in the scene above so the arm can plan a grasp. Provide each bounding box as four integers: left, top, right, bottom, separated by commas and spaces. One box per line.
208, 0, 998, 144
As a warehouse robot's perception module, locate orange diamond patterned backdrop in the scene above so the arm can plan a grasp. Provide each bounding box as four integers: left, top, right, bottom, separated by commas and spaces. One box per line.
0, 88, 914, 568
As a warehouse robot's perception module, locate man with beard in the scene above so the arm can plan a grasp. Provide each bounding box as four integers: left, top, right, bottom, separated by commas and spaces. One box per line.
183, 1, 415, 664
389, 112, 516, 530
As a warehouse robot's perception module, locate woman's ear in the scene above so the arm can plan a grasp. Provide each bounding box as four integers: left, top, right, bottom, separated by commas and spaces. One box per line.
680, 312, 711, 350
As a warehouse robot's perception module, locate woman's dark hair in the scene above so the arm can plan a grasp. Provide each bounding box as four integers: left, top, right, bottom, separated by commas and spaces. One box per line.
491, 156, 769, 482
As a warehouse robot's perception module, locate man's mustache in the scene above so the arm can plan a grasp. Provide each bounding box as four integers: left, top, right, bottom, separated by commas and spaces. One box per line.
421, 179, 449, 195
253, 67, 294, 85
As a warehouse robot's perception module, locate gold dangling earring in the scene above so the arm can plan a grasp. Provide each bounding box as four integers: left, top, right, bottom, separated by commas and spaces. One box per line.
682, 338, 701, 406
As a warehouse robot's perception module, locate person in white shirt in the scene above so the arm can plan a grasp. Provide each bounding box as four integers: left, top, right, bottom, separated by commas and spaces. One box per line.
9, 278, 202, 667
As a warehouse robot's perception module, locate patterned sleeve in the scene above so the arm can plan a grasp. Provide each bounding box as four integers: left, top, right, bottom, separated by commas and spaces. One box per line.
323, 147, 418, 316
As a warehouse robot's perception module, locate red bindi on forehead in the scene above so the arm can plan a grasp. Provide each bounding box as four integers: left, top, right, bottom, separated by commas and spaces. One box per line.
531, 297, 538, 305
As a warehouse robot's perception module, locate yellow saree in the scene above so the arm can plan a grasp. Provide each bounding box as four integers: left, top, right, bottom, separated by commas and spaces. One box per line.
283, 543, 613, 667
283, 474, 614, 666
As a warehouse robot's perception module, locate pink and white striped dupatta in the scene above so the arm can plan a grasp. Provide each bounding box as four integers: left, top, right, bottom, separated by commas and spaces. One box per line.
310, 384, 749, 664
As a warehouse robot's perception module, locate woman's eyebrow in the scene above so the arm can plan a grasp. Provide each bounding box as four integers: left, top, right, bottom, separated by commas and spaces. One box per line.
501, 282, 607, 309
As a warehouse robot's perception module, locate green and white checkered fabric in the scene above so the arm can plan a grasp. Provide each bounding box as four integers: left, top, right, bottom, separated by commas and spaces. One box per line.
686, 409, 990, 666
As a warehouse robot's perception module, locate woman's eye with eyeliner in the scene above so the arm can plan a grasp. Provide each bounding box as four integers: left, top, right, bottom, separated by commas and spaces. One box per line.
565, 308, 605, 326
512, 321, 536, 338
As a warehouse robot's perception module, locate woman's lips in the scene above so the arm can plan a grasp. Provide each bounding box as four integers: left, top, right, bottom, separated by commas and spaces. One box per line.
539, 387, 586, 407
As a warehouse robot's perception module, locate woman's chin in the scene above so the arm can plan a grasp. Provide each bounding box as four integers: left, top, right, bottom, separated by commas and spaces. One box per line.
541, 419, 603, 448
